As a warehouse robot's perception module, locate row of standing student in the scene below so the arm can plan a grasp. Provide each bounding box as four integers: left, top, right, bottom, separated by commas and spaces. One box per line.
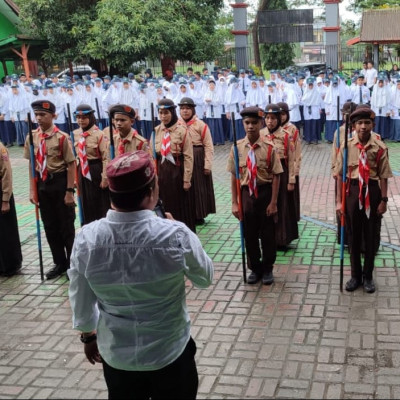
227, 104, 301, 285
3, 97, 302, 282
1, 98, 216, 279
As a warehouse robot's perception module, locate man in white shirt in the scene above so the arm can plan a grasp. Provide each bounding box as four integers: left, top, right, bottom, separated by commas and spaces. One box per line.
365, 61, 378, 91
68, 151, 213, 399
351, 74, 370, 105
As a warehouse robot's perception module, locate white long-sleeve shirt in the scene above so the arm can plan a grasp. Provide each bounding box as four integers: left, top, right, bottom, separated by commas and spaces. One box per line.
68, 209, 213, 371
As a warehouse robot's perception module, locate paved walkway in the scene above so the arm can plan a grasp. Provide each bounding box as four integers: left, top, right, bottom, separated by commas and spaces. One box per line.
1, 139, 400, 399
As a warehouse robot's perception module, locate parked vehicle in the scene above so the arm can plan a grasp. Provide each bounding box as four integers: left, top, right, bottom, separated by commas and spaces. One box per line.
56, 65, 93, 80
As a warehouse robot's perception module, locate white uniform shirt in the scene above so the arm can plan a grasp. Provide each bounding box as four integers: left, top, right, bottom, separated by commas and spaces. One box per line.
69, 209, 213, 371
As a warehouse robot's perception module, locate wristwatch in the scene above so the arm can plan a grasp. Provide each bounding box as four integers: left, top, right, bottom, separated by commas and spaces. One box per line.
381, 197, 388, 203
80, 333, 97, 344
66, 188, 75, 193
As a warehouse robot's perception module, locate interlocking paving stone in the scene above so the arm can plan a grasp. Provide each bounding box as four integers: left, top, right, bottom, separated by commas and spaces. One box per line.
1, 140, 400, 398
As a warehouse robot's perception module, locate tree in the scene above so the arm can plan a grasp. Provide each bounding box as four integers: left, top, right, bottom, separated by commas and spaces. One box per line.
16, 0, 98, 71
85, 0, 226, 75
254, 0, 295, 73
349, 0, 400, 11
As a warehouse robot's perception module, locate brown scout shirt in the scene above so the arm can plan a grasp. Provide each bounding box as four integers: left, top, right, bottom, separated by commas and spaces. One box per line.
335, 133, 392, 181
332, 128, 381, 176
23, 125, 75, 174
102, 126, 111, 140
112, 129, 150, 159
282, 122, 301, 177
180, 116, 214, 171
153, 121, 194, 183
226, 135, 283, 187
260, 126, 296, 184
0, 143, 12, 202
73, 126, 108, 180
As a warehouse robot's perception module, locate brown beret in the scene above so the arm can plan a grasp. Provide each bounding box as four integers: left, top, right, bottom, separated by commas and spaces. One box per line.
264, 104, 281, 114
350, 107, 375, 124
109, 104, 136, 119
106, 151, 155, 193
177, 97, 195, 107
341, 101, 357, 114
240, 106, 264, 119
277, 102, 289, 113
31, 100, 56, 114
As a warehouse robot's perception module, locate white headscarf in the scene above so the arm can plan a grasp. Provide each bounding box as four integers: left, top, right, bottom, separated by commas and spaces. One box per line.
302, 83, 321, 106
371, 81, 391, 108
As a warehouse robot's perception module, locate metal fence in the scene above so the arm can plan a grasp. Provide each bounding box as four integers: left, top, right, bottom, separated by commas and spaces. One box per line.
215, 43, 400, 74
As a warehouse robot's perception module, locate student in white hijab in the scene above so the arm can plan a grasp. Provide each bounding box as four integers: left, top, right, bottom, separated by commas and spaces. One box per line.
187, 78, 205, 119
63, 84, 82, 129
266, 81, 282, 107
245, 77, 264, 108
302, 78, 322, 144
324, 76, 348, 142
390, 79, 400, 141
217, 76, 230, 140
371, 75, 392, 139
224, 76, 246, 140
283, 78, 301, 129
203, 79, 224, 145
9, 85, 30, 145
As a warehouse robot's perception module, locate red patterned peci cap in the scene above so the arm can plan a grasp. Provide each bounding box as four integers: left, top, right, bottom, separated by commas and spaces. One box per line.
107, 151, 155, 193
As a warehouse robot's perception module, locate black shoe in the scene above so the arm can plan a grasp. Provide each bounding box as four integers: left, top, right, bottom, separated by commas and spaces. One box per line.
195, 218, 205, 225
247, 271, 262, 284
345, 277, 362, 292
363, 279, 376, 293
0, 264, 22, 277
262, 271, 274, 285
46, 264, 68, 280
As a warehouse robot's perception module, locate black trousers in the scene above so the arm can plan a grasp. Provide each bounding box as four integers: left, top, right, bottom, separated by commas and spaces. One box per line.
102, 337, 198, 400
242, 184, 276, 274
78, 160, 110, 225
346, 180, 381, 281
37, 172, 75, 266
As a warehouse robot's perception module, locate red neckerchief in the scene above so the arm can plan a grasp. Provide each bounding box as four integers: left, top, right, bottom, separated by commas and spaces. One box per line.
246, 142, 259, 198
36, 126, 59, 181
356, 142, 371, 218
78, 131, 92, 180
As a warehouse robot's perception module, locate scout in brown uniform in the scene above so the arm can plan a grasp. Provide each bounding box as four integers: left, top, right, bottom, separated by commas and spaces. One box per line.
260, 104, 298, 248
332, 103, 382, 251
152, 99, 196, 232
73, 104, 110, 224
178, 97, 216, 224
227, 107, 283, 285
23, 100, 76, 280
108, 104, 150, 158
0, 142, 22, 276
278, 102, 302, 221
336, 107, 392, 293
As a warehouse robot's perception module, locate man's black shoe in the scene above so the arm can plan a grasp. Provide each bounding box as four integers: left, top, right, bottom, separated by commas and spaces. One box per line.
345, 277, 362, 292
262, 271, 274, 285
247, 271, 262, 284
363, 279, 376, 293
46, 264, 68, 280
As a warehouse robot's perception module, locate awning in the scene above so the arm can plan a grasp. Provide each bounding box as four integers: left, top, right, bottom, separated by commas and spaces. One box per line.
346, 37, 360, 46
